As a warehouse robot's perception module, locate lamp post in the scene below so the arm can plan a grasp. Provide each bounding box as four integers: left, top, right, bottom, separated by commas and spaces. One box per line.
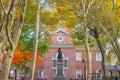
82, 59, 86, 80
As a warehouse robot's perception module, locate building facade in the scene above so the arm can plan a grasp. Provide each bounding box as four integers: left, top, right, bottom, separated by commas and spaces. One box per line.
34, 26, 102, 80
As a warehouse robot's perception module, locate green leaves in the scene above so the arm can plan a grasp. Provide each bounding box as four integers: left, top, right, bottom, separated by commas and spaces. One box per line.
40, 10, 58, 25
19, 25, 49, 54
24, 0, 36, 24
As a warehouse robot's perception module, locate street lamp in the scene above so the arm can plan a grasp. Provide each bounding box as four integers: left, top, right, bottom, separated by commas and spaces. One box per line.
82, 59, 86, 80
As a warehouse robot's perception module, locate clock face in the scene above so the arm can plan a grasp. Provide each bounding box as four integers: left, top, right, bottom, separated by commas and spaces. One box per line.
57, 35, 64, 42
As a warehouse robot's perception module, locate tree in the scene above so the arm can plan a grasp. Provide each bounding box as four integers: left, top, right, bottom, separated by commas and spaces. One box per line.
0, 0, 28, 80
2, 46, 43, 79
12, 47, 43, 79
86, 1, 120, 79
12, 46, 43, 66
89, 27, 107, 79
0, 0, 51, 79
86, 0, 120, 60
81, 0, 96, 79
29, 0, 40, 80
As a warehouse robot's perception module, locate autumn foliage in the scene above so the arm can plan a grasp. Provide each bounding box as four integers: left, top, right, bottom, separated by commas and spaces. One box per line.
12, 46, 43, 65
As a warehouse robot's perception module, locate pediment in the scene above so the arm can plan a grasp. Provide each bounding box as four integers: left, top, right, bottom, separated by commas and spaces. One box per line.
50, 30, 69, 35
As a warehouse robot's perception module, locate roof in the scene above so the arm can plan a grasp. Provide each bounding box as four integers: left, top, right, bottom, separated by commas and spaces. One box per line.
50, 29, 69, 35
106, 65, 120, 71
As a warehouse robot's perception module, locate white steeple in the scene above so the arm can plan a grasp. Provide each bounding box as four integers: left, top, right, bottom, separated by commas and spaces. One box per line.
57, 23, 64, 31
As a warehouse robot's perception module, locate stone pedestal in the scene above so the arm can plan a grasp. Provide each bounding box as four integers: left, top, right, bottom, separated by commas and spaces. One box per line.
53, 62, 68, 80
53, 75, 68, 80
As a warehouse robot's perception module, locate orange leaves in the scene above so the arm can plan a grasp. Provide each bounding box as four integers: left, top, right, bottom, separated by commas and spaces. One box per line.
2, 0, 12, 5
15, 7, 20, 19
3, 0, 6, 4
12, 51, 24, 65
12, 46, 24, 65
23, 51, 32, 61
36, 54, 43, 65
23, 51, 43, 65
12, 46, 43, 65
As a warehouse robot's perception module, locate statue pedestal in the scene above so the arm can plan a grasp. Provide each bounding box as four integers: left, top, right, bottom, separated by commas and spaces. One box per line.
53, 62, 68, 80
53, 75, 68, 80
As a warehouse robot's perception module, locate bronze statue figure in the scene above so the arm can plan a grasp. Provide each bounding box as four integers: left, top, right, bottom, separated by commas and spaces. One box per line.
58, 48, 62, 59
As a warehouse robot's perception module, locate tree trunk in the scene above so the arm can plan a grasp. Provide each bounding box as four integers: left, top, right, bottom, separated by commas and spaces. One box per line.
81, 0, 93, 79
0, 50, 3, 74
96, 37, 107, 80
90, 27, 107, 79
29, 0, 40, 80
0, 48, 15, 80
84, 15, 92, 80
0, 0, 28, 80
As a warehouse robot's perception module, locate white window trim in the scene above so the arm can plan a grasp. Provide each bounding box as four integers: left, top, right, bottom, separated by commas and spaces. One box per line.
63, 57, 69, 69
96, 52, 102, 61
57, 35, 64, 42
41, 71, 44, 78
51, 57, 57, 69
76, 70, 82, 79
96, 70, 99, 73
38, 70, 44, 79
76, 52, 82, 61
90, 52, 92, 61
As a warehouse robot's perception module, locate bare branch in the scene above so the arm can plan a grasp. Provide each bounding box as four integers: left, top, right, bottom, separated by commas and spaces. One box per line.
86, 0, 96, 15
23, 23, 35, 27
0, 0, 7, 14
7, 0, 16, 17
9, 1, 17, 30
5, 0, 16, 50
12, 0, 28, 45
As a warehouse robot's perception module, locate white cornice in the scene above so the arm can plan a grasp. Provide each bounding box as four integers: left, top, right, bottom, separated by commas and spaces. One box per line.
50, 30, 69, 35
50, 44, 74, 48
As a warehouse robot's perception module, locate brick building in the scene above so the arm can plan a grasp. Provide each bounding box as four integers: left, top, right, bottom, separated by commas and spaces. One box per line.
34, 25, 102, 80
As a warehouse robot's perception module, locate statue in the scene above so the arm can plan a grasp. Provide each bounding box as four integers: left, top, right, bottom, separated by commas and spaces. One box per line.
57, 48, 62, 61
53, 48, 68, 80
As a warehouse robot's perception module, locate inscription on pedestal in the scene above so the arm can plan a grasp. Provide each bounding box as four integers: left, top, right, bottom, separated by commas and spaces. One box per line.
57, 62, 63, 74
